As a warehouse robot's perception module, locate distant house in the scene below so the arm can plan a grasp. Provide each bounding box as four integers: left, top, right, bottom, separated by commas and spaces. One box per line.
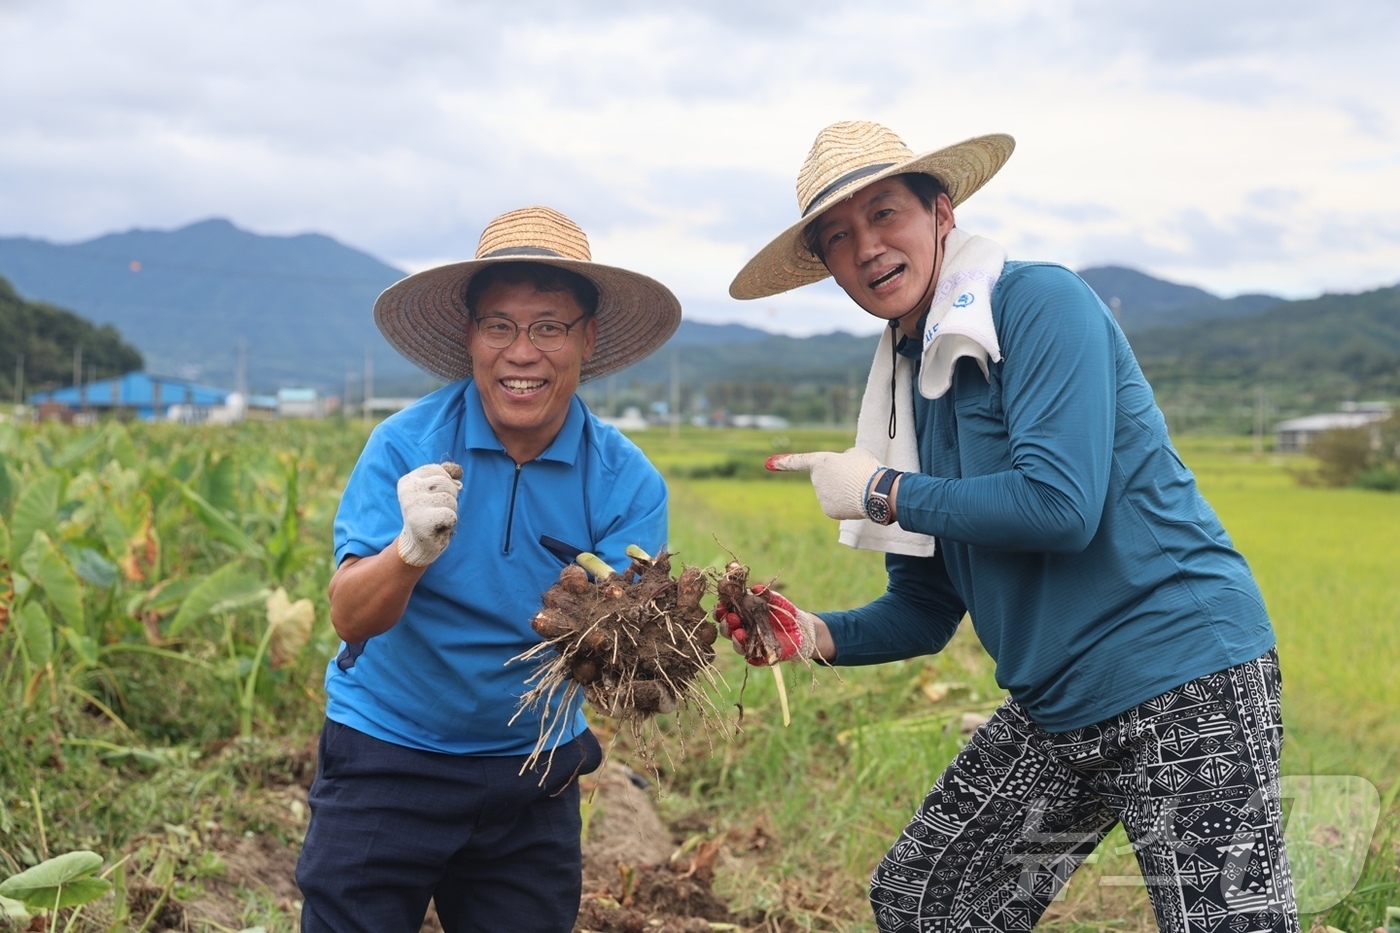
27, 372, 229, 423
1274, 403, 1393, 453
362, 396, 419, 416
602, 406, 649, 431
730, 413, 791, 430
276, 387, 324, 419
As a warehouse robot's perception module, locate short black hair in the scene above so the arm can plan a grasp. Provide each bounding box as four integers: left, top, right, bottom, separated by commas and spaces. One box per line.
800, 171, 950, 264
464, 261, 600, 318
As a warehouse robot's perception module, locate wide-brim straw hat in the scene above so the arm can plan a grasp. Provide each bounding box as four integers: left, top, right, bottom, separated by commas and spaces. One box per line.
375, 206, 682, 383
730, 121, 1015, 300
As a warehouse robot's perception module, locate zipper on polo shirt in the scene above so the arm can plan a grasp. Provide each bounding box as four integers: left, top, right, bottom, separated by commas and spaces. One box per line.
502, 463, 523, 554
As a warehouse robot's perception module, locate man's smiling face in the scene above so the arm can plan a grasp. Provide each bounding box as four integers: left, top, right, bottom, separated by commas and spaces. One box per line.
468, 279, 596, 463
812, 177, 951, 334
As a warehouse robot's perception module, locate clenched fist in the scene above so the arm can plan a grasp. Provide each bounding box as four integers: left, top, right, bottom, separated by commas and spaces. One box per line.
395, 462, 464, 567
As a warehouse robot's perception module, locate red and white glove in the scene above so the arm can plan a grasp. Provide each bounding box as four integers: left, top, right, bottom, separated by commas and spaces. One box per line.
767, 447, 882, 521
713, 586, 818, 666
395, 463, 463, 567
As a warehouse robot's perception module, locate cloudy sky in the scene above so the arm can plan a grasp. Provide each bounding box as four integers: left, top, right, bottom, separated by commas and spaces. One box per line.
2, 0, 1397, 335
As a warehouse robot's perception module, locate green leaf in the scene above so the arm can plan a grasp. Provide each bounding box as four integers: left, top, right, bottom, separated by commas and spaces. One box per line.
54, 430, 108, 471
0, 892, 31, 924
177, 482, 266, 561
16, 602, 54, 669
60, 627, 99, 668
0, 456, 14, 517
9, 472, 62, 564
267, 460, 301, 581
0, 850, 110, 910
20, 531, 85, 632
0, 514, 11, 558
102, 421, 138, 468
70, 547, 119, 588
167, 563, 268, 636
201, 453, 241, 513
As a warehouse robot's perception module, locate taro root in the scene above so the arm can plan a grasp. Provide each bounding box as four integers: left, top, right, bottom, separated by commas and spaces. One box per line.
713, 559, 795, 727
510, 546, 725, 772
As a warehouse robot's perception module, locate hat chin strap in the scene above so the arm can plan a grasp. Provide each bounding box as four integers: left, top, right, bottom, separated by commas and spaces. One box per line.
886, 221, 943, 440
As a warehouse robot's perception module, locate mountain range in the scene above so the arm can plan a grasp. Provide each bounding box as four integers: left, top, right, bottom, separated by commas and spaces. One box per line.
1, 219, 1396, 421
0, 219, 417, 393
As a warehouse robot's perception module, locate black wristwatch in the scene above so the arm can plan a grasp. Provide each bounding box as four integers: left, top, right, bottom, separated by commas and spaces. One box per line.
865, 468, 901, 525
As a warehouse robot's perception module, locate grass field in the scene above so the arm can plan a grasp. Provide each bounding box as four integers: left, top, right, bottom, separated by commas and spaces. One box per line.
0, 420, 1394, 931
635, 427, 1400, 932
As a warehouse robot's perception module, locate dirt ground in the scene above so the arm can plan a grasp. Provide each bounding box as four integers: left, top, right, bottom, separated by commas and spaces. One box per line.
108, 748, 758, 933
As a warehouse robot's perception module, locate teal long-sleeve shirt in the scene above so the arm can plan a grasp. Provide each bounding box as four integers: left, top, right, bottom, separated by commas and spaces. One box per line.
820, 262, 1275, 732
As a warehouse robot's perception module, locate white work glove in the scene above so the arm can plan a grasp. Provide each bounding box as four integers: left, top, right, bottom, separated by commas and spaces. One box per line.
395, 463, 463, 567
766, 447, 883, 521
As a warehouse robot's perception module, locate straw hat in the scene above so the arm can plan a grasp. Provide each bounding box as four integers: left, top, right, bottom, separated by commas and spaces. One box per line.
729, 121, 1015, 300
374, 206, 682, 383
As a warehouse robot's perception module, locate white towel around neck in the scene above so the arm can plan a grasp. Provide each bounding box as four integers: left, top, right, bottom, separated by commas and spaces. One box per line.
837, 228, 1008, 556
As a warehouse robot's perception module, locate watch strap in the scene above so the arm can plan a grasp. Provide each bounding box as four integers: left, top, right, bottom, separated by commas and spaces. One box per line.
870, 467, 900, 499
865, 468, 902, 525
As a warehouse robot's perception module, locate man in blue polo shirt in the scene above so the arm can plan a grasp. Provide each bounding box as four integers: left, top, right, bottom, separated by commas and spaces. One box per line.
720, 122, 1299, 932
296, 206, 682, 933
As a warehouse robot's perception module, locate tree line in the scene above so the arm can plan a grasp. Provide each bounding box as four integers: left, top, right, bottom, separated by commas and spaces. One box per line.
0, 276, 144, 401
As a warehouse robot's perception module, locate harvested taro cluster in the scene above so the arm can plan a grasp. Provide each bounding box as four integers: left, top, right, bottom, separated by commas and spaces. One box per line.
712, 559, 800, 726
511, 546, 725, 770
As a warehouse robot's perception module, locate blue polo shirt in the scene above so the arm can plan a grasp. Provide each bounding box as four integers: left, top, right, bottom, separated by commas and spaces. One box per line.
325, 378, 668, 755
822, 262, 1274, 732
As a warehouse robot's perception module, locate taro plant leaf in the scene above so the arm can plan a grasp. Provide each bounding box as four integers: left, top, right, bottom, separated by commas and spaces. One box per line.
266, 587, 314, 669
0, 893, 29, 924
102, 421, 138, 469
100, 490, 158, 583
266, 459, 302, 583
129, 576, 197, 620
177, 482, 266, 561
60, 626, 100, 669
201, 453, 241, 513
0, 454, 13, 517
16, 601, 54, 670
167, 562, 268, 636
20, 530, 85, 632
69, 547, 119, 589
0, 517, 11, 634
0, 850, 112, 910
54, 429, 108, 471
9, 472, 61, 564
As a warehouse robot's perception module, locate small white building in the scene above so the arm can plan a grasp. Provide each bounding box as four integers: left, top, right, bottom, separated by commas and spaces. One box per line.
602, 406, 649, 431
1274, 403, 1392, 453
730, 413, 791, 430
277, 387, 324, 419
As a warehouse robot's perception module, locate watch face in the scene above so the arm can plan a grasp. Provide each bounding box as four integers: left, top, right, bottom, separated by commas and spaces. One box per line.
867, 496, 891, 525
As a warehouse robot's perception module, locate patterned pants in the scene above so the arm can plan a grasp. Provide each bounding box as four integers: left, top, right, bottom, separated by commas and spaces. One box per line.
869, 649, 1298, 932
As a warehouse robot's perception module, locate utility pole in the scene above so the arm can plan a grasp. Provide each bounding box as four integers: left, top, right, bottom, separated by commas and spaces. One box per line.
1253, 386, 1266, 457
363, 348, 374, 426
236, 339, 249, 398
670, 348, 680, 439
14, 353, 23, 409
75, 345, 86, 413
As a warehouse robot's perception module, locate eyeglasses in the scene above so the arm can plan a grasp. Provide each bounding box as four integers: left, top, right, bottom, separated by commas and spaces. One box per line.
472, 315, 586, 352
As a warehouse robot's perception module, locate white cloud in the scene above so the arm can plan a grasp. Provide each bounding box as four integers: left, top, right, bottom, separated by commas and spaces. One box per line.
1, 0, 1397, 331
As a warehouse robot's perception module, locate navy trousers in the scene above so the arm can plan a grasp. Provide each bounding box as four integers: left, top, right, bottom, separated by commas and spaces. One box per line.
296, 719, 603, 933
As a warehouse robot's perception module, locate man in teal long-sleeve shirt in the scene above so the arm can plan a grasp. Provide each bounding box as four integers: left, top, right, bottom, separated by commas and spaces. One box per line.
721, 120, 1298, 933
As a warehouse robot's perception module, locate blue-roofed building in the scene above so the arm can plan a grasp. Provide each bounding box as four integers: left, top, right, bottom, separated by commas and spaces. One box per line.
27, 371, 231, 422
